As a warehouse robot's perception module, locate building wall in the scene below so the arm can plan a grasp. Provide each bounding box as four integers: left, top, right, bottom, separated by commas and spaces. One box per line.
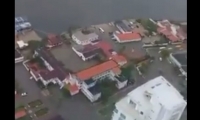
81, 88, 101, 102
15, 56, 24, 63
116, 80, 128, 89
112, 106, 133, 120
72, 34, 99, 45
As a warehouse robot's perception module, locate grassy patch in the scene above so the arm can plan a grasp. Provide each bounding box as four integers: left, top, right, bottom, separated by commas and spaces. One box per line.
35, 107, 49, 117
28, 99, 43, 108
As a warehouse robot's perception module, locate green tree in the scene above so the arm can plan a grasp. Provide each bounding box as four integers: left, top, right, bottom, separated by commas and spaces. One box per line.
28, 40, 45, 52
98, 79, 116, 104
121, 65, 133, 79
160, 49, 170, 59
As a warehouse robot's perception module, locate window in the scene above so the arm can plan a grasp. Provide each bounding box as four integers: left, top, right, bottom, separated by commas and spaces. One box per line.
113, 108, 118, 113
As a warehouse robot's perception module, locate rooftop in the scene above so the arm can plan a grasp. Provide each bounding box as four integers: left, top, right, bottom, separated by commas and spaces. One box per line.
116, 32, 141, 41
171, 51, 187, 66
35, 48, 70, 80
72, 44, 102, 58
47, 34, 63, 46
114, 20, 132, 32
73, 29, 98, 41
76, 60, 119, 81
127, 76, 186, 109
116, 76, 186, 120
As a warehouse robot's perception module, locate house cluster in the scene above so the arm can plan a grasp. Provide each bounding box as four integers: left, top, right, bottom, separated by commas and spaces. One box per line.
169, 51, 187, 80
157, 20, 187, 43
112, 76, 187, 120
45, 34, 64, 48
15, 16, 32, 35
23, 27, 130, 102
112, 20, 142, 43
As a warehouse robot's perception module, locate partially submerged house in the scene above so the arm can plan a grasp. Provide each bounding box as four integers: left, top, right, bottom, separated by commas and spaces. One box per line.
72, 44, 101, 61
46, 34, 63, 48
23, 48, 79, 95
72, 29, 99, 45
15, 49, 24, 63
76, 60, 128, 102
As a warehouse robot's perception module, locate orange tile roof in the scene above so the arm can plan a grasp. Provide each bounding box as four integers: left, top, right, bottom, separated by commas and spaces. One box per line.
68, 84, 79, 93
15, 109, 26, 119
111, 55, 127, 63
112, 67, 121, 75
76, 60, 118, 80
117, 32, 141, 41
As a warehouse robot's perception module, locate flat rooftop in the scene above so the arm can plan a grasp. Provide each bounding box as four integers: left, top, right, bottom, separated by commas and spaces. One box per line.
128, 76, 186, 109
116, 76, 186, 120
73, 29, 98, 41
50, 44, 100, 73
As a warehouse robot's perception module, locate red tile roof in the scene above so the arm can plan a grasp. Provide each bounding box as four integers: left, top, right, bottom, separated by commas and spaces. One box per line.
15, 109, 26, 119
47, 34, 63, 46
116, 32, 141, 41
95, 41, 113, 57
76, 60, 119, 80
111, 55, 127, 63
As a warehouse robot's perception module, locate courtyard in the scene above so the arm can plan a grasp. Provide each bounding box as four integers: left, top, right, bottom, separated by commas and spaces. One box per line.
50, 44, 100, 73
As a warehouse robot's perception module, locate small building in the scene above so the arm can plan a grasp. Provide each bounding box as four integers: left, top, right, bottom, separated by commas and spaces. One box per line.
23, 48, 79, 95
114, 20, 132, 33
76, 60, 127, 102
15, 49, 24, 63
15, 109, 26, 119
72, 44, 101, 61
113, 32, 141, 43
46, 34, 63, 48
169, 51, 187, 78
72, 29, 99, 45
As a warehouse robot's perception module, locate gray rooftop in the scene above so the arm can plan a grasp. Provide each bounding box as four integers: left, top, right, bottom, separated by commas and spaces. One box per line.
172, 51, 187, 66
73, 30, 98, 41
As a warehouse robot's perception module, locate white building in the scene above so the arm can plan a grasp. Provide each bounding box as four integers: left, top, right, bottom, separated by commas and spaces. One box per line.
112, 76, 187, 120
169, 51, 187, 79
72, 30, 99, 45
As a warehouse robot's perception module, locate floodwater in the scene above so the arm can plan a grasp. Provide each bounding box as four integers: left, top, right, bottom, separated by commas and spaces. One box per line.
15, 0, 187, 33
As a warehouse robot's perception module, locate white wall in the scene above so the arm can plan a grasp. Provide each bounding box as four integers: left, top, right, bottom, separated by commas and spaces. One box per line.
15, 56, 24, 63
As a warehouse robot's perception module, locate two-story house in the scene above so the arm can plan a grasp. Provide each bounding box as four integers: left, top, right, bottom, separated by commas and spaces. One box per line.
72, 44, 101, 61
72, 29, 99, 45
75, 60, 128, 102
